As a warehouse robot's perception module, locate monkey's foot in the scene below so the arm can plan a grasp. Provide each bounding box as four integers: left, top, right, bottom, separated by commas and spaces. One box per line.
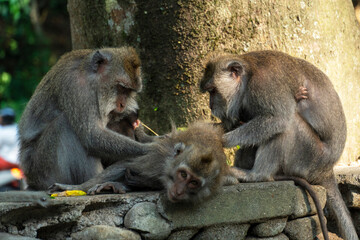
48, 183, 80, 193
87, 182, 128, 195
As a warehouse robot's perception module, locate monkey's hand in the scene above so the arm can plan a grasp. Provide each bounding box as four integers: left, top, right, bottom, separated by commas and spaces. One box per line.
222, 173, 239, 186
295, 86, 308, 102
48, 183, 81, 193
229, 167, 251, 182
87, 182, 129, 195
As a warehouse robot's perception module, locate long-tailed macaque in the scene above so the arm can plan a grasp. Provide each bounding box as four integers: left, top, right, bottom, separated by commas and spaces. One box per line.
200, 50, 358, 240
19, 47, 157, 191
50, 122, 238, 203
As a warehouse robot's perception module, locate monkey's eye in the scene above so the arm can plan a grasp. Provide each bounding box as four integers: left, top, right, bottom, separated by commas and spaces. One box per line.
180, 171, 187, 179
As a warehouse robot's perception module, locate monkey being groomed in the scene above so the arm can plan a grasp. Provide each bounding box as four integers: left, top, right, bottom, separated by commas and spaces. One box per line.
18, 47, 159, 191
200, 50, 358, 240
50, 122, 238, 203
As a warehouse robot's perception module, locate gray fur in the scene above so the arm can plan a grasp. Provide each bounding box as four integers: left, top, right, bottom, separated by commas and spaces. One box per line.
19, 47, 154, 191
200, 50, 357, 240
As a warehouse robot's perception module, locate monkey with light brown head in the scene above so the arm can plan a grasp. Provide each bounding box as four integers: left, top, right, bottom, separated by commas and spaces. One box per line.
125, 122, 238, 203
49, 121, 237, 203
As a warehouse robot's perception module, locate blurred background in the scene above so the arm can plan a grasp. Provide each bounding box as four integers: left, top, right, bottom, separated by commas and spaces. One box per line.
0, 0, 71, 120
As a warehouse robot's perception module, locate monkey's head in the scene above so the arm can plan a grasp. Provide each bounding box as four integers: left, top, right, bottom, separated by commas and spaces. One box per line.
162, 123, 227, 203
86, 47, 142, 120
200, 55, 248, 126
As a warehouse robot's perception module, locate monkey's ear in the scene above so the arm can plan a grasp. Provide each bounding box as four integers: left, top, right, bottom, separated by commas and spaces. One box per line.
227, 61, 243, 78
173, 142, 185, 156
91, 50, 108, 73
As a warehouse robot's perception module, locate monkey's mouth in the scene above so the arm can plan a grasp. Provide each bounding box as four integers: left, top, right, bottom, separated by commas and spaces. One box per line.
167, 190, 181, 203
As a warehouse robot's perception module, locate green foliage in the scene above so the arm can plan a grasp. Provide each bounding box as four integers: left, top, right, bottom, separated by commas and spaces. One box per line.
0, 0, 54, 120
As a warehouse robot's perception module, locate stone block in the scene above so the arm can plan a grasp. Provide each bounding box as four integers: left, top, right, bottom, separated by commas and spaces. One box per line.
124, 202, 171, 240
245, 233, 289, 240
0, 233, 39, 240
193, 223, 250, 240
71, 225, 140, 240
251, 217, 287, 237
168, 229, 198, 240
284, 215, 323, 240
158, 182, 297, 229
291, 185, 326, 219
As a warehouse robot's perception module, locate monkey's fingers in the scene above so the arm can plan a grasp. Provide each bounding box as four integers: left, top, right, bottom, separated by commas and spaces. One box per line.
222, 174, 239, 186
48, 183, 78, 193
229, 167, 248, 182
133, 119, 140, 129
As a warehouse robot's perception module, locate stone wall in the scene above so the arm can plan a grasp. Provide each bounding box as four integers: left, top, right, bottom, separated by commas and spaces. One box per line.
1, 168, 359, 240
0, 181, 330, 240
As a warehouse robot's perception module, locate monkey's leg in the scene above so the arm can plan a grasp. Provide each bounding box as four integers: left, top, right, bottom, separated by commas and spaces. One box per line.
49, 162, 129, 194
231, 133, 288, 182
124, 169, 164, 190
322, 174, 359, 240
87, 182, 129, 195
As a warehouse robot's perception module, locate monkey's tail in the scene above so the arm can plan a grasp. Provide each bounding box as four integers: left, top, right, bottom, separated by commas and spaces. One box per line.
274, 175, 329, 240
321, 174, 359, 240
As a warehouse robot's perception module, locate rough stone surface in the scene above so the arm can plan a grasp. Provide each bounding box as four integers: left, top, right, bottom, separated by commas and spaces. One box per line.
291, 185, 326, 219
245, 233, 289, 240
158, 182, 297, 229
335, 166, 360, 208
71, 225, 140, 240
0, 181, 334, 239
251, 217, 287, 237
0, 192, 159, 239
284, 215, 322, 240
193, 223, 250, 240
124, 202, 171, 240
168, 229, 199, 240
0, 233, 39, 240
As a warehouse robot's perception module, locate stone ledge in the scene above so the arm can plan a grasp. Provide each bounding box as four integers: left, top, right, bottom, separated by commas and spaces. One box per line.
0, 181, 327, 240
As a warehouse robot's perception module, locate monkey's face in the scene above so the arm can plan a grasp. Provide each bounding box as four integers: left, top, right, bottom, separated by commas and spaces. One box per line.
163, 143, 222, 203
200, 57, 246, 126
92, 48, 142, 119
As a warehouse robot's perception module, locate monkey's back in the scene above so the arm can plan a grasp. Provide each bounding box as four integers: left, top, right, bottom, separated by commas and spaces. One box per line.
244, 51, 346, 173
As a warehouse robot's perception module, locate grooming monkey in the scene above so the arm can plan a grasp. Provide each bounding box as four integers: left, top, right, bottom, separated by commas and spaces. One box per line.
19, 47, 158, 192
200, 50, 357, 240
50, 122, 238, 203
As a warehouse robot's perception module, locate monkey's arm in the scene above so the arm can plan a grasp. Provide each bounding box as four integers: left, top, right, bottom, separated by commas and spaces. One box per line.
86, 127, 155, 163
223, 114, 289, 148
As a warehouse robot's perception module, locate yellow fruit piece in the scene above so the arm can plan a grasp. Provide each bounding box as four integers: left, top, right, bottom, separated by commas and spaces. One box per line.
50, 190, 87, 198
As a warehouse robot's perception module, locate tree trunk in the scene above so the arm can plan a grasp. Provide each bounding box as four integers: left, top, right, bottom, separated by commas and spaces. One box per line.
67, 0, 360, 165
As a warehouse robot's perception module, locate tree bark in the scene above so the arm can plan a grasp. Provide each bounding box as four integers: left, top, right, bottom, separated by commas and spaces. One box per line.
67, 0, 360, 165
